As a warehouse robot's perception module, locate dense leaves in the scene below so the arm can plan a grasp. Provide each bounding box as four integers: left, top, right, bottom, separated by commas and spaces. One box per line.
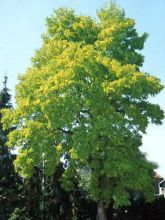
1, 2, 164, 219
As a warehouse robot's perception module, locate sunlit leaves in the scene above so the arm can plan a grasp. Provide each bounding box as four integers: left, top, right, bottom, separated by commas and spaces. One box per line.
1, 2, 164, 208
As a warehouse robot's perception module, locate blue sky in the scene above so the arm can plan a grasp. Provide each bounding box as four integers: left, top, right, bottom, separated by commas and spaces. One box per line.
0, 0, 164, 176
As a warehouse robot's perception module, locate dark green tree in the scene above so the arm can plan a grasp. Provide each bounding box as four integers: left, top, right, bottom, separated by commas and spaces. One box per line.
0, 76, 25, 219
25, 163, 96, 219
23, 166, 43, 220
44, 163, 97, 220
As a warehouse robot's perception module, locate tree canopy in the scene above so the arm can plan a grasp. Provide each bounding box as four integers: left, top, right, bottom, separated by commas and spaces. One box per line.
1, 2, 164, 218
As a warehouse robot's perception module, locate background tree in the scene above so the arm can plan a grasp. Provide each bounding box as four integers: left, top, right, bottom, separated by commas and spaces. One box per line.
24, 166, 43, 220
0, 76, 25, 219
2, 2, 164, 220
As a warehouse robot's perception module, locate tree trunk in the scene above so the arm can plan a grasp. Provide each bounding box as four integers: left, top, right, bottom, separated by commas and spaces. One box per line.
97, 199, 107, 220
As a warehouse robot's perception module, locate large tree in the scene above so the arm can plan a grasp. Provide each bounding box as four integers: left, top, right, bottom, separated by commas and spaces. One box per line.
2, 2, 164, 219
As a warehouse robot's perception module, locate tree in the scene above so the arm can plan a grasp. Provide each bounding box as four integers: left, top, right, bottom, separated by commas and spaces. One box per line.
24, 166, 43, 220
24, 163, 96, 219
0, 76, 25, 219
2, 2, 164, 220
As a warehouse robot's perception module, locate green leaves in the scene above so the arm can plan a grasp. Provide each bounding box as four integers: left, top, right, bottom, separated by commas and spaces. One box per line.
2, 2, 164, 210
44, 8, 100, 45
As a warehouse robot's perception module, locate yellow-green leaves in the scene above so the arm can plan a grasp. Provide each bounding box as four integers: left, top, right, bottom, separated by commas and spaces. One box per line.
45, 8, 99, 45
1, 3, 164, 209
96, 2, 148, 66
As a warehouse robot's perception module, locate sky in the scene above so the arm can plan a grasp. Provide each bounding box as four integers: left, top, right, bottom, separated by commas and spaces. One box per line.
0, 0, 164, 176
